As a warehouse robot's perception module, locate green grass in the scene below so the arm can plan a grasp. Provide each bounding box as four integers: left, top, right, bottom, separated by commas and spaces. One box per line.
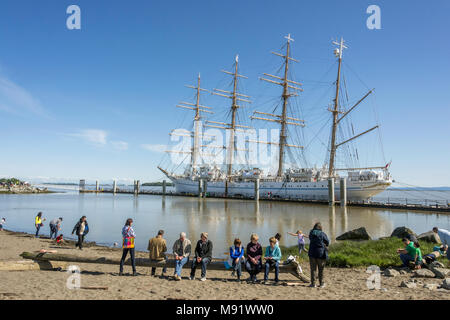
273, 238, 446, 268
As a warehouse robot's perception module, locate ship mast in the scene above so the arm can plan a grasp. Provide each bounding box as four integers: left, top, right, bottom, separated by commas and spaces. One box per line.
251, 34, 304, 179
169, 74, 212, 172
206, 55, 251, 178
328, 38, 377, 176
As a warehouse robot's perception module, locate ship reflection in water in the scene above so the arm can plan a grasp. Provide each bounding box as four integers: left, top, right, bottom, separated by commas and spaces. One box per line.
168, 197, 394, 255
1, 192, 449, 258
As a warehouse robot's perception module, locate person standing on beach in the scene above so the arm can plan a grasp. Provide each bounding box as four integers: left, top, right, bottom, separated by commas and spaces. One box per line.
49, 217, 63, 240
119, 218, 137, 276
308, 222, 329, 288
245, 233, 263, 283
148, 229, 168, 277
263, 237, 282, 284
229, 238, 244, 281
35, 212, 45, 238
432, 227, 450, 266
72, 216, 89, 250
288, 230, 308, 255
0, 218, 5, 231
190, 232, 213, 281
172, 232, 191, 281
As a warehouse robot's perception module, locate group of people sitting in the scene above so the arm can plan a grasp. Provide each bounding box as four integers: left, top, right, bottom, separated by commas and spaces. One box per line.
119, 218, 331, 287
397, 227, 449, 269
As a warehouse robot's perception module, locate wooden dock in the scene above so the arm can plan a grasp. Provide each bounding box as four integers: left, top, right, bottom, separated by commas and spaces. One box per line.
79, 188, 450, 213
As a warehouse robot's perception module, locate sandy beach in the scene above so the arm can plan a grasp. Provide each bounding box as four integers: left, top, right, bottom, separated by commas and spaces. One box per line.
0, 229, 448, 300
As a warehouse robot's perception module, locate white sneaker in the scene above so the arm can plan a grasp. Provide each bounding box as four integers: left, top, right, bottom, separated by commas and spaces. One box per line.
189, 276, 195, 280
200, 277, 206, 282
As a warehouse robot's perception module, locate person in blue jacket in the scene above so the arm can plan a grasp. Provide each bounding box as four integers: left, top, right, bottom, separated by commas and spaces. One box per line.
229, 238, 244, 281
264, 237, 282, 284
308, 222, 330, 288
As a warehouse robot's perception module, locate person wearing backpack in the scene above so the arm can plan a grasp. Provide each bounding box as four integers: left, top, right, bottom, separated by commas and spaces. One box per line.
119, 218, 137, 276
308, 222, 330, 288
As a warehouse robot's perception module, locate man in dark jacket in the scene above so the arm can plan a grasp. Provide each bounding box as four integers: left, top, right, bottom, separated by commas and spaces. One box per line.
308, 222, 329, 288
72, 216, 89, 250
190, 232, 213, 281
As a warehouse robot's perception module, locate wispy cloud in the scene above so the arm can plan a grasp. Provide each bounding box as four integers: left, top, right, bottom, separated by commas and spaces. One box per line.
141, 144, 167, 153
111, 141, 129, 151
0, 76, 45, 116
68, 129, 108, 146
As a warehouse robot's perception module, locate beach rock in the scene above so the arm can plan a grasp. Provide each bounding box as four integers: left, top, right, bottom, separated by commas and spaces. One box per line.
336, 227, 371, 241
442, 278, 450, 290
430, 267, 450, 279
383, 268, 400, 277
430, 261, 445, 269
400, 280, 417, 289
412, 269, 435, 278
423, 283, 438, 290
390, 227, 417, 241
417, 231, 441, 243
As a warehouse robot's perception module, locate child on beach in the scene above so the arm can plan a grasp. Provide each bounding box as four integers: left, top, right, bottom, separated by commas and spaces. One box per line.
263, 237, 282, 284
56, 234, 64, 244
35, 212, 45, 238
288, 230, 309, 255
0, 218, 5, 231
229, 238, 245, 281
413, 241, 423, 269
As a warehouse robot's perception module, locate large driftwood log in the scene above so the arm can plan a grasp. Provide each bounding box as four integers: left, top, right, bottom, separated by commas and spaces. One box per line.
0, 260, 67, 271
20, 252, 309, 282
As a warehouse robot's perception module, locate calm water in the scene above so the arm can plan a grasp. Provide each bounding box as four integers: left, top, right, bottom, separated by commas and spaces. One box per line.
1, 189, 449, 258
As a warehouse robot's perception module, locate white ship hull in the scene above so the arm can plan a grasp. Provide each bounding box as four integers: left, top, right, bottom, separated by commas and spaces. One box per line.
170, 178, 390, 201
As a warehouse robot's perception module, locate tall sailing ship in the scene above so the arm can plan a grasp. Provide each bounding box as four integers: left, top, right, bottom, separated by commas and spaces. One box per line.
158, 35, 392, 201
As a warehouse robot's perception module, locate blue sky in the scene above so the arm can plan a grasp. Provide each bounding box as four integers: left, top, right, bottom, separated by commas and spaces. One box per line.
0, 0, 449, 186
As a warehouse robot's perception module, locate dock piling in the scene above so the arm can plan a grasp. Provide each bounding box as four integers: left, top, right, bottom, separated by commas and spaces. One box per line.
113, 180, 117, 194
198, 179, 203, 198
328, 178, 335, 206
79, 179, 86, 192
340, 178, 347, 207
203, 179, 207, 198
254, 178, 260, 201
162, 180, 166, 195
95, 180, 99, 192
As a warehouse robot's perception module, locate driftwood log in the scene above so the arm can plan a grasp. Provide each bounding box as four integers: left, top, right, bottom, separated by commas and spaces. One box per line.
0, 260, 67, 271
20, 252, 309, 282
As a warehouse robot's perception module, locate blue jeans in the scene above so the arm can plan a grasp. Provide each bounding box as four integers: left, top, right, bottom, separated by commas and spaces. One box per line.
264, 260, 280, 281
399, 253, 414, 267
35, 224, 41, 237
174, 257, 189, 277
49, 224, 58, 239
120, 248, 136, 273
232, 258, 243, 279
245, 260, 262, 279
190, 257, 211, 278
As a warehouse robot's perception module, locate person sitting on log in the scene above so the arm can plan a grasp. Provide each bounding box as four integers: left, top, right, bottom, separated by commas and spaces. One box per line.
263, 237, 282, 284
245, 233, 263, 283
148, 229, 167, 277
172, 232, 191, 281
229, 238, 244, 282
190, 232, 213, 282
